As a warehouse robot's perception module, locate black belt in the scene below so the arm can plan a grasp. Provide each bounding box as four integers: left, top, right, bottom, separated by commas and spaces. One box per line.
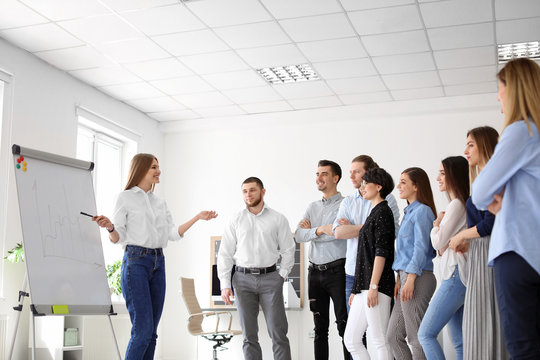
235, 264, 276, 275
309, 258, 345, 272
125, 245, 163, 256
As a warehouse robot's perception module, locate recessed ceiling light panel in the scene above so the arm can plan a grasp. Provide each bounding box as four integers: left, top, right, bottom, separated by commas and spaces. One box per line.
257, 64, 319, 85
497, 41, 540, 63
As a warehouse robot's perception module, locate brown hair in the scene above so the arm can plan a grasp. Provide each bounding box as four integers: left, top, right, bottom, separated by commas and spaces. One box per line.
402, 167, 437, 217
352, 155, 379, 171
466, 126, 499, 184
441, 156, 469, 206
497, 58, 540, 136
124, 153, 158, 191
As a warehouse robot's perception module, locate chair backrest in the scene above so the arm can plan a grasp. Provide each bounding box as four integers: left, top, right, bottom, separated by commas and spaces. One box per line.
180, 277, 204, 335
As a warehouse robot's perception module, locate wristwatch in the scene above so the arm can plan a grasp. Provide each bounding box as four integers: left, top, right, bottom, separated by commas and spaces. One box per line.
370, 284, 378, 290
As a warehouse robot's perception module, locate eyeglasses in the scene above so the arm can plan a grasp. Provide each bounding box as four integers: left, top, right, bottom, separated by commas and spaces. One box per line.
360, 180, 369, 187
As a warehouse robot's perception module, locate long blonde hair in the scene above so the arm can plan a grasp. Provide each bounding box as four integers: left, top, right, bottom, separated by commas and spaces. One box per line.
466, 126, 499, 185
497, 58, 540, 135
124, 153, 157, 191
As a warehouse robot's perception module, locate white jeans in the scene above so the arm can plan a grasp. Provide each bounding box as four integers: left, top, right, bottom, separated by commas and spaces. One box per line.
344, 291, 392, 360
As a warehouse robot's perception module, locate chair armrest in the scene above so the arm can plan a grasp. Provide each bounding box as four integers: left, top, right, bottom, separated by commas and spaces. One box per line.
188, 311, 234, 332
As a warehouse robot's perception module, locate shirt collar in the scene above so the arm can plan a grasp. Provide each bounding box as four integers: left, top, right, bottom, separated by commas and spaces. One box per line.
354, 189, 362, 199
404, 200, 420, 214
244, 202, 268, 217
322, 192, 342, 204
130, 186, 153, 195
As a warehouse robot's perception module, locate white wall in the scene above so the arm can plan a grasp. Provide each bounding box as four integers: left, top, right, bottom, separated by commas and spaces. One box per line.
0, 38, 162, 358
159, 94, 504, 360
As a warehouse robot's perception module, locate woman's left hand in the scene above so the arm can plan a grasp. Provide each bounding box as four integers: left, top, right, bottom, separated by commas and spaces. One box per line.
367, 289, 378, 308
198, 210, 218, 221
488, 188, 505, 215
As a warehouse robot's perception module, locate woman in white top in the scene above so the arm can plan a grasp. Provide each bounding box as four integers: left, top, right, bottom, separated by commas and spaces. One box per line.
418, 156, 469, 360
93, 153, 217, 360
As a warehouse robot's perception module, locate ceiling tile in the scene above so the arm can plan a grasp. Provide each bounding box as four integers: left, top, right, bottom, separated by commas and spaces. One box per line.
237, 44, 307, 68
362, 30, 430, 56
186, 0, 272, 27
273, 81, 334, 99
193, 105, 246, 118
150, 76, 213, 95
126, 96, 185, 112
439, 65, 497, 86
124, 58, 193, 81
434, 46, 496, 69
58, 14, 141, 45
223, 86, 283, 104
69, 66, 141, 86
289, 96, 342, 110
297, 38, 367, 63
495, 0, 540, 21
97, 38, 170, 63
121, 4, 205, 36
19, 0, 110, 21
445, 81, 497, 96
427, 23, 494, 50
179, 51, 249, 74
349, 5, 422, 35
313, 58, 378, 79
382, 71, 441, 90
496, 18, 540, 44
152, 30, 230, 57
391, 86, 444, 100
174, 92, 233, 108
35, 45, 114, 71
99, 82, 164, 100
279, 13, 356, 42
148, 110, 200, 121
0, 0, 48, 30
326, 76, 387, 94
340, 0, 414, 11
372, 52, 435, 74
0, 23, 82, 52
338, 91, 393, 104
99, 0, 177, 12
214, 22, 290, 49
240, 101, 293, 114
201, 70, 267, 90
420, 0, 493, 28
261, 0, 343, 19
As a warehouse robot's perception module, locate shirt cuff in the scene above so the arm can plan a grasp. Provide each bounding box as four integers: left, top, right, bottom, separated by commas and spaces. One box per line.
279, 269, 288, 279
220, 275, 232, 290
405, 264, 422, 277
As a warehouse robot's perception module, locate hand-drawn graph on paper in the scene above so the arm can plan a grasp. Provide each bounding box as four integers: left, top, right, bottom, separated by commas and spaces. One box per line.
32, 180, 103, 267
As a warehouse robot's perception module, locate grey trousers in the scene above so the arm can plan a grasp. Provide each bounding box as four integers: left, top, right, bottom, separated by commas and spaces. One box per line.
232, 270, 292, 360
387, 270, 436, 360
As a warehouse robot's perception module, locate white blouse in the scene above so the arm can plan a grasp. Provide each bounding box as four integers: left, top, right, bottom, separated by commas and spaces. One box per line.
430, 199, 467, 282
112, 186, 181, 249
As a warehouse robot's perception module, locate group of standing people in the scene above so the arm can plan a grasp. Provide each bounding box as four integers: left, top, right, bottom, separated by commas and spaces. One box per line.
92, 56, 539, 360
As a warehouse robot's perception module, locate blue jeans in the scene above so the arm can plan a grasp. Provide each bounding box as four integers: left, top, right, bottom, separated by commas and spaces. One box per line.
418, 267, 465, 360
494, 251, 540, 360
121, 245, 166, 360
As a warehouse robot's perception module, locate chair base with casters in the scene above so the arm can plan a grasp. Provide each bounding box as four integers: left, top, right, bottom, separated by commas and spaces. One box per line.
180, 277, 242, 360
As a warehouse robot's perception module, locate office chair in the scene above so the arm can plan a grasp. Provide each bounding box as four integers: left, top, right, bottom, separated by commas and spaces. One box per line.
180, 277, 242, 360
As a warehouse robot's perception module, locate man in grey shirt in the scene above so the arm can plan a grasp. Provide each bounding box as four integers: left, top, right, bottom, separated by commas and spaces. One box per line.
295, 160, 349, 360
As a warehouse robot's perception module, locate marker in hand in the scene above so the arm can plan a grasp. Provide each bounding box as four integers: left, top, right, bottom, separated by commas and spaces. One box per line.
80, 211, 95, 218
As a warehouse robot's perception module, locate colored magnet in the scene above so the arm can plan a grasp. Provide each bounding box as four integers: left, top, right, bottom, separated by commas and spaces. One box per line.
16, 164, 20, 169
17, 158, 21, 164
22, 161, 27, 166
22, 168, 27, 172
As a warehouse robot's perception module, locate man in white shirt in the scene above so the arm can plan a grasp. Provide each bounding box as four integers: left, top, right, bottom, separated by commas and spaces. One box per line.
218, 177, 295, 360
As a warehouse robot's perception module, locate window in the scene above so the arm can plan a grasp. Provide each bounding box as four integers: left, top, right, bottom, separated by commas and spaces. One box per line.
76, 108, 138, 266
0, 70, 13, 296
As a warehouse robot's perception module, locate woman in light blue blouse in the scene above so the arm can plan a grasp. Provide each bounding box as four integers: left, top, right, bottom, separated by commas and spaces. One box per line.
472, 58, 540, 359
387, 167, 437, 360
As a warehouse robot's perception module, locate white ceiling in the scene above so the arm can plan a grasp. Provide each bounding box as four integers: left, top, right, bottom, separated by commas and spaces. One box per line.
0, 0, 539, 122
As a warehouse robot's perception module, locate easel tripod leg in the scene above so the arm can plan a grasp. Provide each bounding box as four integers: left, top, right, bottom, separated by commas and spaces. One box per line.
108, 314, 122, 360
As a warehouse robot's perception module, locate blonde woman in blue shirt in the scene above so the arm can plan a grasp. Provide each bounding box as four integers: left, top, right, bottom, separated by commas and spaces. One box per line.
472, 58, 540, 360
93, 153, 217, 360
387, 167, 437, 360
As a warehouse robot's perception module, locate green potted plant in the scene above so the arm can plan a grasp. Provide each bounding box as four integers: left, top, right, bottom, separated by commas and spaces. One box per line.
106, 259, 122, 298
4, 243, 24, 263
